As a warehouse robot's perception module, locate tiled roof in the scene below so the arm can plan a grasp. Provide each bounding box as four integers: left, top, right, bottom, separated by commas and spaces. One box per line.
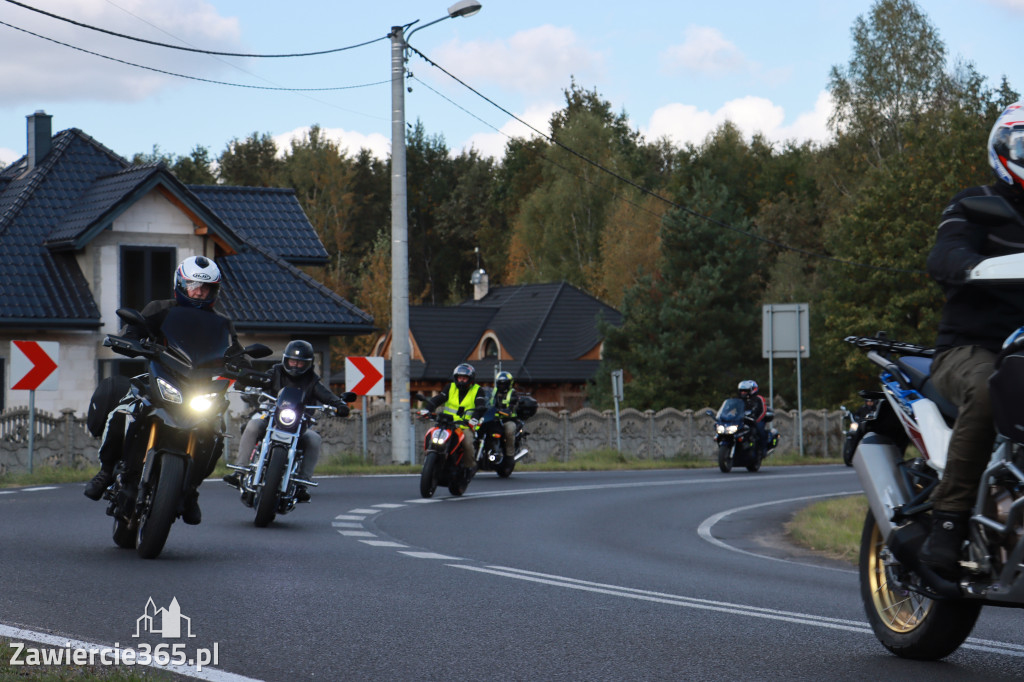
405, 282, 622, 384
0, 124, 372, 335
189, 186, 327, 264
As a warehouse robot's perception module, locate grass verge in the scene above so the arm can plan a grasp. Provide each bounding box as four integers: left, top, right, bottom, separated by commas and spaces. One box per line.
785, 494, 867, 565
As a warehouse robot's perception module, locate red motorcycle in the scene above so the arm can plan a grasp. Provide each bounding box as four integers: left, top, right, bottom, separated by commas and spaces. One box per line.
418, 412, 476, 498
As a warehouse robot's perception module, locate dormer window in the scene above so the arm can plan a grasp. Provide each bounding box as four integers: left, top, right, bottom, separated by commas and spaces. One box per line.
482, 337, 499, 359
121, 246, 174, 311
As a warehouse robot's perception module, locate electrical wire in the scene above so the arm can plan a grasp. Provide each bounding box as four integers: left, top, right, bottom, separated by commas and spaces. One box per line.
0, 19, 389, 92
408, 45, 927, 276
3, 0, 387, 57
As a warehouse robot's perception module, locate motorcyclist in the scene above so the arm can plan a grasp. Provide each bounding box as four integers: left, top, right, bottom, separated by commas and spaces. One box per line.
854, 396, 877, 421
489, 371, 521, 462
921, 101, 1024, 579
737, 380, 768, 455
83, 255, 239, 525
418, 363, 486, 472
222, 340, 351, 502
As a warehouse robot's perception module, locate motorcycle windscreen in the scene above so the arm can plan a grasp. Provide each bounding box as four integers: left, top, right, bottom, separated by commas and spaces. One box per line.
717, 398, 745, 422
989, 351, 1024, 444
159, 307, 233, 370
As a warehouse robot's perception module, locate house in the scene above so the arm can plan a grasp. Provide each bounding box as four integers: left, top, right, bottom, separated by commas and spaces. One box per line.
370, 270, 622, 411
0, 111, 374, 414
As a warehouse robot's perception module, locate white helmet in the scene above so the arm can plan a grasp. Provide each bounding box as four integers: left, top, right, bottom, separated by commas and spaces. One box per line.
173, 256, 221, 310
988, 101, 1024, 190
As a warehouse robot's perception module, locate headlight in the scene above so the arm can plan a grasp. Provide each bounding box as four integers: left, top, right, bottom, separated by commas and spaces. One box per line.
156, 377, 182, 404
725, 425, 739, 434
716, 425, 725, 434
278, 408, 298, 427
189, 393, 216, 413
849, 422, 859, 433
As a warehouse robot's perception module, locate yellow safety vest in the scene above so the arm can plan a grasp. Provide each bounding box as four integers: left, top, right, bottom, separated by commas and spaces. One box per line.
443, 383, 480, 426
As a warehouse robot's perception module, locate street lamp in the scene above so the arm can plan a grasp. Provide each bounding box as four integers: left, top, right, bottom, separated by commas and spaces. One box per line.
389, 1, 482, 464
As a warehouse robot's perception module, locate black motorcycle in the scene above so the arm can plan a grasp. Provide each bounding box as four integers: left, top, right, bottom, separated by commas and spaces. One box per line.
839, 391, 883, 467
705, 398, 778, 473
473, 395, 537, 478
102, 307, 271, 558
229, 385, 353, 527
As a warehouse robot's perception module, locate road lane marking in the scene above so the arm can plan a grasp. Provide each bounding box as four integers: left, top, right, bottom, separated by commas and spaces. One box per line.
331, 521, 363, 528
348, 508, 381, 514
697, 491, 862, 574
399, 551, 463, 560
449, 564, 1024, 657
21, 486, 58, 492
338, 530, 376, 537
360, 540, 407, 547
372, 503, 405, 508
333, 515, 365, 521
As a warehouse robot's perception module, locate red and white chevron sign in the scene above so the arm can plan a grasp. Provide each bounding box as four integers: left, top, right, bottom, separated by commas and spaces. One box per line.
10, 340, 59, 391
345, 356, 384, 396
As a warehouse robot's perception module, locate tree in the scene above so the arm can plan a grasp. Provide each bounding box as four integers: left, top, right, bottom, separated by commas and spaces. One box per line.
594, 173, 764, 410
217, 132, 282, 186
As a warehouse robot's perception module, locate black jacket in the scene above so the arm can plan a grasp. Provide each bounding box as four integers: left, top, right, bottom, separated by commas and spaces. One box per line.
928, 183, 1024, 352
259, 364, 349, 415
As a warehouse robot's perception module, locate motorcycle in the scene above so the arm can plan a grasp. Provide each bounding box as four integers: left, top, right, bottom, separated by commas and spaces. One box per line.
418, 411, 476, 498
228, 386, 354, 527
839, 391, 883, 467
473, 395, 537, 478
101, 307, 271, 559
705, 398, 779, 473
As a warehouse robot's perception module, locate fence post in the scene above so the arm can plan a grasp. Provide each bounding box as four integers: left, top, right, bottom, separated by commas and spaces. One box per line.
560, 410, 570, 462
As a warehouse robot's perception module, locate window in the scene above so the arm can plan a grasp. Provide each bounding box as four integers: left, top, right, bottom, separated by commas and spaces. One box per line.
121, 246, 175, 311
482, 337, 499, 359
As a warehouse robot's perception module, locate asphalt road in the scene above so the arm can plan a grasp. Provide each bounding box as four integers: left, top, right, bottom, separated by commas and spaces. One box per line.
2, 465, 1023, 681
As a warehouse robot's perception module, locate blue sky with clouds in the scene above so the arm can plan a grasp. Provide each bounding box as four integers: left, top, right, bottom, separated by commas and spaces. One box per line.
1, 0, 1022, 168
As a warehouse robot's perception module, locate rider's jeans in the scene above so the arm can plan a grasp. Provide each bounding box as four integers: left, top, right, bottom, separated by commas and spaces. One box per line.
234, 416, 322, 481
930, 345, 997, 513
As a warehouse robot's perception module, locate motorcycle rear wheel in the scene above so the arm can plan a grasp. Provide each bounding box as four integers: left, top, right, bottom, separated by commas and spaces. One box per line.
420, 451, 439, 498
860, 509, 981, 660
136, 455, 185, 560
254, 445, 287, 527
717, 443, 734, 473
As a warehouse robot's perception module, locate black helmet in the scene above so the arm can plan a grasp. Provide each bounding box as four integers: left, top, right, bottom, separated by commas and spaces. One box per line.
173, 255, 221, 310
283, 340, 314, 377
737, 380, 758, 400
495, 371, 513, 393
453, 363, 476, 387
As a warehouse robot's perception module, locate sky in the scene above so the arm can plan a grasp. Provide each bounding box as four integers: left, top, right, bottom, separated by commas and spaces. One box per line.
1, 0, 1023, 169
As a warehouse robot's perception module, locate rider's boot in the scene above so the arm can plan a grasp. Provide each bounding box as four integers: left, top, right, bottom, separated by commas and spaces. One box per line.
920, 509, 970, 580
295, 485, 311, 503
182, 488, 202, 525
222, 471, 242, 488
84, 467, 114, 500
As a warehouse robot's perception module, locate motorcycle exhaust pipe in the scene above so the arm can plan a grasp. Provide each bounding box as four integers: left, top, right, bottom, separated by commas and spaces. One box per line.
852, 432, 911, 542
513, 448, 529, 461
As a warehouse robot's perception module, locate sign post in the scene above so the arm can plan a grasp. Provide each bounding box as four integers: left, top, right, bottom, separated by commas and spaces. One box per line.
9, 341, 60, 473
762, 305, 809, 457
611, 369, 624, 452
345, 357, 385, 461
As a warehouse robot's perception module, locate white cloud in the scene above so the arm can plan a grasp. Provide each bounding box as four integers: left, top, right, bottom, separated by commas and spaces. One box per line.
0, 0, 241, 104
432, 25, 603, 95
983, 0, 1024, 13
272, 126, 390, 160
643, 91, 833, 148
661, 26, 747, 76
460, 102, 558, 158
0, 147, 19, 167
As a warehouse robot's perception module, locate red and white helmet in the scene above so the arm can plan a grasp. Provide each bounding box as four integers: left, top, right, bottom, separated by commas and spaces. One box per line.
988, 101, 1024, 190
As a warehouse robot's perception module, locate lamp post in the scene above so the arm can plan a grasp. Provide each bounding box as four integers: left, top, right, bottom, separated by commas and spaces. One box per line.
389, 0, 482, 464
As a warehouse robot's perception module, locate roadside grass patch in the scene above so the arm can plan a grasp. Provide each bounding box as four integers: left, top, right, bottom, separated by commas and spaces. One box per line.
785, 494, 867, 564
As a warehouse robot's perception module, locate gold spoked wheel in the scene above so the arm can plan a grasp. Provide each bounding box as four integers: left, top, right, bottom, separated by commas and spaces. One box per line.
859, 509, 981, 659
864, 517, 932, 633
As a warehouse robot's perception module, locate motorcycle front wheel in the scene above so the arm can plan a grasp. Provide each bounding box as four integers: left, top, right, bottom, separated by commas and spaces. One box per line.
497, 456, 515, 478
420, 451, 439, 498
254, 445, 287, 527
843, 436, 856, 467
717, 443, 734, 473
860, 509, 981, 660
136, 454, 185, 560
112, 516, 135, 549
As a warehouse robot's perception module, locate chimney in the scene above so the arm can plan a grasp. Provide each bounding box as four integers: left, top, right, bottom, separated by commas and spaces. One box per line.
471, 268, 489, 301
26, 110, 52, 171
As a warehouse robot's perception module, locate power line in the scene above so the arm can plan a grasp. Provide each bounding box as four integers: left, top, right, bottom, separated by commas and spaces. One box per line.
408, 45, 927, 276
0, 19, 389, 92
3, 0, 387, 57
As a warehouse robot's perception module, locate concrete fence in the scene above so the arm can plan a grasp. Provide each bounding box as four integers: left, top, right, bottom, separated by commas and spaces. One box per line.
0, 405, 848, 474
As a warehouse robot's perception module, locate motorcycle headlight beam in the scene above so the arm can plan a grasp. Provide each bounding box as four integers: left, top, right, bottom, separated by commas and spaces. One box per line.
278, 408, 298, 427
725, 425, 739, 434
189, 393, 217, 413
156, 377, 183, 404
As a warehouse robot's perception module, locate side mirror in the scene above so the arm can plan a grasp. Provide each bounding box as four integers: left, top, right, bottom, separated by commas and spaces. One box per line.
341, 391, 357, 403
704, 408, 716, 418
116, 307, 147, 328
764, 410, 774, 423
244, 343, 273, 359
960, 195, 1024, 227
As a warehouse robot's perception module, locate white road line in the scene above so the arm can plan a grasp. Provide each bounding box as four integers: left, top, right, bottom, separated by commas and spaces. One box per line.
372, 503, 405, 509
0, 624, 263, 681
0, 490, 14, 495
448, 564, 1024, 657
348, 508, 381, 514
21, 486, 58, 492
697, 491, 862, 574
337, 530, 375, 537
359, 540, 407, 548
398, 551, 463, 560
331, 522, 363, 528
405, 498, 441, 504
333, 515, 365, 521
